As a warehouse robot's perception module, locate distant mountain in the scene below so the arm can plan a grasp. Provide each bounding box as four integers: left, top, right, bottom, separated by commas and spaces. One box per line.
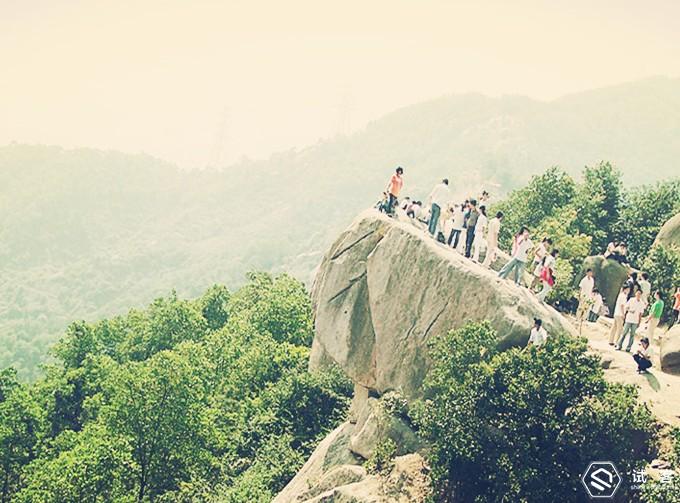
2, 77, 680, 377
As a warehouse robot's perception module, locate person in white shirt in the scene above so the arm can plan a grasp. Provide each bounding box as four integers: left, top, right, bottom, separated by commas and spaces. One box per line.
427, 179, 451, 237
608, 286, 630, 345
633, 337, 653, 373
639, 273, 651, 306
576, 269, 595, 322
530, 237, 552, 290
587, 289, 604, 322
471, 205, 489, 262
616, 289, 646, 352
498, 227, 532, 285
527, 318, 548, 347
482, 211, 504, 267
447, 204, 465, 250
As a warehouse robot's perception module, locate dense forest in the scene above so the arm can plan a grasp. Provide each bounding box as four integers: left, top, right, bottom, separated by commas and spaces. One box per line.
3, 77, 680, 378
0, 273, 352, 502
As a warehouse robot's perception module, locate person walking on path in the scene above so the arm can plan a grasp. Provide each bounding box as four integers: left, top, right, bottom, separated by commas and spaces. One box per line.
633, 337, 653, 374
427, 179, 450, 236
616, 289, 646, 352
482, 211, 504, 267
625, 272, 641, 300
464, 199, 480, 258
471, 205, 489, 262
498, 227, 532, 284
609, 286, 630, 345
385, 167, 404, 215
645, 290, 664, 340
576, 269, 595, 323
536, 249, 559, 302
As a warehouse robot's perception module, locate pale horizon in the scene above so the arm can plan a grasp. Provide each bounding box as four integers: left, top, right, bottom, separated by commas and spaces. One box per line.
3, 0, 680, 169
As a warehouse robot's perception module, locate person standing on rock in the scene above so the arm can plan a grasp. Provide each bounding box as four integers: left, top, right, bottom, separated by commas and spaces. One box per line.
536, 248, 559, 302
471, 205, 489, 262
530, 237, 552, 290
464, 199, 480, 258
448, 203, 466, 250
616, 289, 646, 352
426, 178, 450, 236
639, 273, 652, 306
609, 285, 630, 345
498, 227, 532, 284
669, 286, 680, 331
645, 290, 664, 340
483, 211, 504, 267
576, 269, 595, 322
385, 167, 404, 215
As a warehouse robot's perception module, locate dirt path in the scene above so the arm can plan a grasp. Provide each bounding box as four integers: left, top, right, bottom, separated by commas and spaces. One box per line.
574, 315, 680, 427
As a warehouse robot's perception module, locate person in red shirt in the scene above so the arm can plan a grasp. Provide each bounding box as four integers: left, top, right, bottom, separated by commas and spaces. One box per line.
669, 286, 680, 330
385, 166, 404, 215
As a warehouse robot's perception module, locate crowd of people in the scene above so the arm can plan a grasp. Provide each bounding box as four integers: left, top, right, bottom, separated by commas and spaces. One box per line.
377, 166, 680, 376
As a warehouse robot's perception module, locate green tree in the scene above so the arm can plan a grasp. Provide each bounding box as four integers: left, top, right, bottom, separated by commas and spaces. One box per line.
98, 344, 213, 502
494, 167, 577, 248
614, 180, 680, 266
415, 323, 654, 502
0, 369, 43, 502
641, 244, 680, 323
572, 161, 622, 253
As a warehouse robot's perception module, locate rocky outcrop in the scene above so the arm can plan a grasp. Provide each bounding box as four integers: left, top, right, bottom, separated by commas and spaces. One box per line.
579, 256, 630, 314
655, 213, 680, 248
661, 326, 680, 375
310, 210, 576, 399
277, 210, 579, 502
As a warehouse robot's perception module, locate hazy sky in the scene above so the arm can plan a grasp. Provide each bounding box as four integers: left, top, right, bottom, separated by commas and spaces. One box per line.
2, 0, 679, 168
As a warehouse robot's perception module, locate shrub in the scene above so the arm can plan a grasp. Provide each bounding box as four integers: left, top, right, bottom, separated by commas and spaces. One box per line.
415, 322, 655, 502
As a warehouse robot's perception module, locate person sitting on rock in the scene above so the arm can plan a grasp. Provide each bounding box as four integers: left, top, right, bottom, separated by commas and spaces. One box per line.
604, 241, 617, 258
527, 318, 548, 348
633, 337, 653, 374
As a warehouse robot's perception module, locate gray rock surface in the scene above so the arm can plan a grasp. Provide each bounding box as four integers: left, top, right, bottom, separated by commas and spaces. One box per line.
660, 326, 680, 375
349, 398, 422, 460
578, 256, 630, 314
655, 213, 680, 248
310, 210, 576, 398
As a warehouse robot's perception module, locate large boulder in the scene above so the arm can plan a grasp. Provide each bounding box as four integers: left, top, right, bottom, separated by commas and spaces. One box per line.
578, 256, 630, 315
660, 325, 680, 375
655, 213, 680, 248
310, 210, 576, 399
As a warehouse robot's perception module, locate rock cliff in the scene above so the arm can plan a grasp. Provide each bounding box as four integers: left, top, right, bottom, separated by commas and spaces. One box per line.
275, 210, 578, 502
309, 210, 576, 399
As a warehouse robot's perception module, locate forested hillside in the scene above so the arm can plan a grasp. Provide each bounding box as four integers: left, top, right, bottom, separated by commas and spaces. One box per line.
0, 273, 351, 502
2, 77, 680, 377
